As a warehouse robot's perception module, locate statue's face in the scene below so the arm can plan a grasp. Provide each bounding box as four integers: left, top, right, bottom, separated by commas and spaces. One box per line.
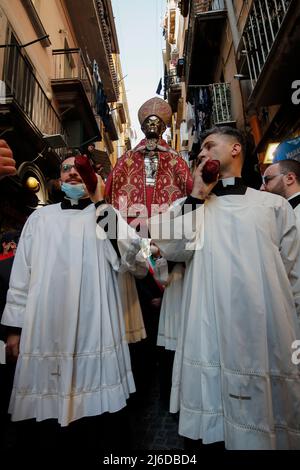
141, 115, 166, 138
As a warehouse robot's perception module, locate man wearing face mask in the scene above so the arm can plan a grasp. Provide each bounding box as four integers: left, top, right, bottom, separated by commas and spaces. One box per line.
1, 152, 148, 453
60, 156, 90, 206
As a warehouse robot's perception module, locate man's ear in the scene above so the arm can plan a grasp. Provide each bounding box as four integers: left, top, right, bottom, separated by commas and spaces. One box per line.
232, 142, 241, 158
285, 172, 297, 186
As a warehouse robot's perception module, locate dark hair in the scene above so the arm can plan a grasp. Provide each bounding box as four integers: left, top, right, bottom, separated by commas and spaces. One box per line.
0, 230, 21, 252
279, 159, 300, 183
201, 126, 246, 158
61, 148, 81, 163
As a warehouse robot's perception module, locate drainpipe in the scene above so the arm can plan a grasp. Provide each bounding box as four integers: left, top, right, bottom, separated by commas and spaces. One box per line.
224, 0, 240, 52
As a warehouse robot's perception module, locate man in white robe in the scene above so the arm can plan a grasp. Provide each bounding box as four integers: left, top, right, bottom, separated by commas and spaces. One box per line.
261, 158, 300, 229
1, 155, 146, 452
150, 126, 300, 450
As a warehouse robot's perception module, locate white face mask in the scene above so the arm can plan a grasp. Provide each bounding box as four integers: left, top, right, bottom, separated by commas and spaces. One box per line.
61, 182, 86, 201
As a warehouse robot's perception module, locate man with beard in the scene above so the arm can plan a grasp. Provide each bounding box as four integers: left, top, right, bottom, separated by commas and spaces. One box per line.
261, 137, 300, 227
150, 126, 300, 449
1, 153, 147, 454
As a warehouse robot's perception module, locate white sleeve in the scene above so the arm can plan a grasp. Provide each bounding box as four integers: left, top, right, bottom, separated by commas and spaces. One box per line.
116, 210, 148, 279
95, 203, 148, 278
149, 199, 205, 263
152, 257, 169, 285
294, 206, 300, 234
277, 201, 300, 317
1, 215, 35, 328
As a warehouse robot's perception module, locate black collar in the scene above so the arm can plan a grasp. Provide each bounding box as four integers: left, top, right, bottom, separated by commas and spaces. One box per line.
213, 177, 247, 196
288, 194, 300, 209
61, 198, 92, 210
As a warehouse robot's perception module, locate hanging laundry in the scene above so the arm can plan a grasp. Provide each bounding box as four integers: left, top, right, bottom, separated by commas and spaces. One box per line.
156, 78, 162, 95
192, 86, 212, 138
95, 82, 110, 128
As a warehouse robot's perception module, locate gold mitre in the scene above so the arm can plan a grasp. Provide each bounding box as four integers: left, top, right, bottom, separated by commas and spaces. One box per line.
138, 97, 172, 126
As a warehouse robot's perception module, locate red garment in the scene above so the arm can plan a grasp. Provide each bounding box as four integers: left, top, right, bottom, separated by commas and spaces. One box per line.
105, 138, 193, 219
0, 251, 14, 261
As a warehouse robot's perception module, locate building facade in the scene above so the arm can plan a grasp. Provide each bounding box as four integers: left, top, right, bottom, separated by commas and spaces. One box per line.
0, 0, 131, 230
163, 0, 300, 183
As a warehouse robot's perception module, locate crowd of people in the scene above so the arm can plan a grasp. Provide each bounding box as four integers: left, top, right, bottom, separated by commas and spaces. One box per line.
1, 100, 300, 454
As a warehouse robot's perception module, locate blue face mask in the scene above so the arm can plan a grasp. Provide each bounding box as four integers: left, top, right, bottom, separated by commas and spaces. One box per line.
61, 182, 86, 201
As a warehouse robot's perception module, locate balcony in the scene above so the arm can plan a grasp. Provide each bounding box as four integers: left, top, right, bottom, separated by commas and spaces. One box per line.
51, 48, 100, 142
117, 102, 126, 124
167, 69, 182, 89
236, 0, 300, 106
64, 0, 119, 102
185, 0, 227, 85
211, 82, 235, 126
194, 0, 225, 16
166, 69, 182, 111
168, 9, 177, 44
179, 0, 190, 17
1, 44, 65, 143
189, 82, 235, 133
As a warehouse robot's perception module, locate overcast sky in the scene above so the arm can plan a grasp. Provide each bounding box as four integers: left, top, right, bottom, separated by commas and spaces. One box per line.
111, 0, 166, 147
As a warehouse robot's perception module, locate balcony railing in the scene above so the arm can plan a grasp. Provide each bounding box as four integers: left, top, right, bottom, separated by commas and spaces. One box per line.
2, 45, 65, 138
166, 69, 182, 90
241, 0, 292, 90
52, 48, 95, 105
211, 82, 233, 125
193, 0, 225, 15
189, 82, 234, 130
